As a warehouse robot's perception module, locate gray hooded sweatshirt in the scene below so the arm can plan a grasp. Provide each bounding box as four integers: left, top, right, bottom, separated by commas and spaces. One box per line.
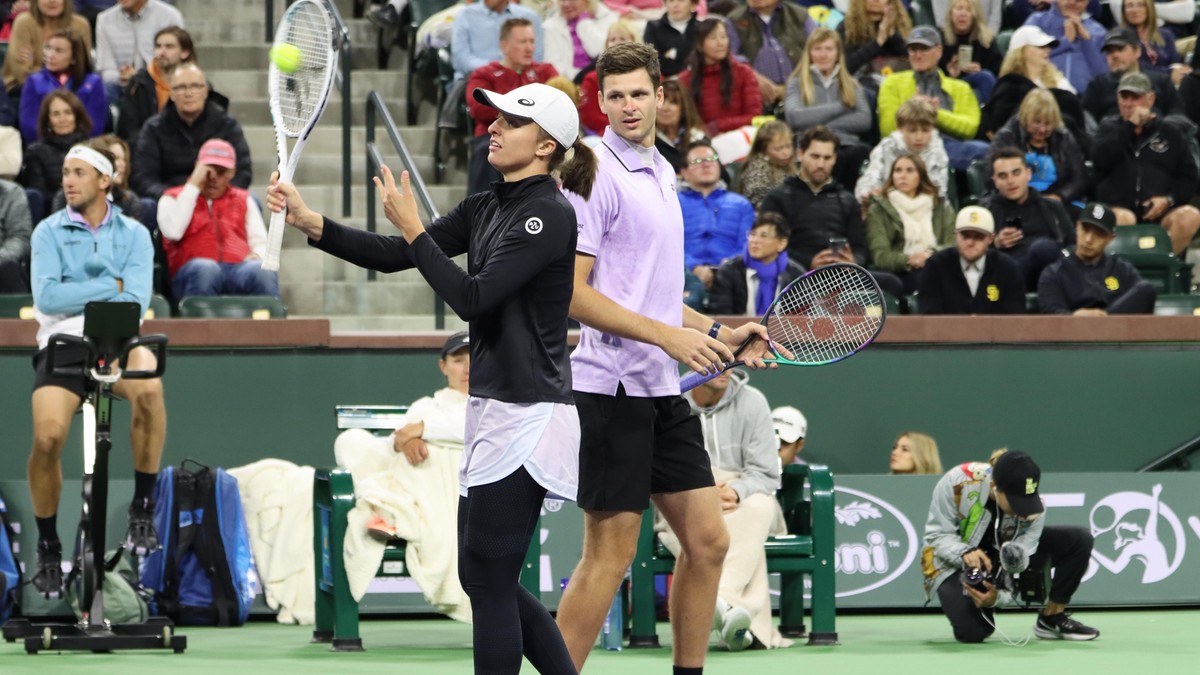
683, 370, 780, 501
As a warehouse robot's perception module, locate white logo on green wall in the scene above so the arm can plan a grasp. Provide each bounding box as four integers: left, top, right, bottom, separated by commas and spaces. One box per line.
830, 487, 919, 597
1084, 484, 1186, 584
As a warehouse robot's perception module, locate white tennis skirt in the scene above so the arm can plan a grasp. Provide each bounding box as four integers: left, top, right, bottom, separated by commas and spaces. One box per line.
461, 396, 579, 502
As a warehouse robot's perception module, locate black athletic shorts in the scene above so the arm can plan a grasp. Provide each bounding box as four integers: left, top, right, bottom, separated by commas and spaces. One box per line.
575, 383, 715, 512
31, 344, 92, 400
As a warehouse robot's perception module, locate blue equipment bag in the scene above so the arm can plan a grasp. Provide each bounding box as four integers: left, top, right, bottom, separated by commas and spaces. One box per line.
0, 494, 20, 622
141, 461, 258, 626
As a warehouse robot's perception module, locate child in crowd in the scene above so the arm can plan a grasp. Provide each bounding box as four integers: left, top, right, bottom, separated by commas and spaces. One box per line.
734, 121, 793, 209
856, 98, 949, 206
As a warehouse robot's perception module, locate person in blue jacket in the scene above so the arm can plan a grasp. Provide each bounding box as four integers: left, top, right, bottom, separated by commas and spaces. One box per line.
679, 139, 756, 292
19, 28, 107, 144
27, 142, 164, 599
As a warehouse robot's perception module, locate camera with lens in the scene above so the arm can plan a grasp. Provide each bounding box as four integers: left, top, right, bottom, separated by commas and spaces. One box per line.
962, 564, 995, 593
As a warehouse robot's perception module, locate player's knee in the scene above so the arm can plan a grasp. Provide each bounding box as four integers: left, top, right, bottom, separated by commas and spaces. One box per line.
681, 522, 730, 568
953, 625, 993, 644
31, 422, 69, 460
126, 379, 165, 415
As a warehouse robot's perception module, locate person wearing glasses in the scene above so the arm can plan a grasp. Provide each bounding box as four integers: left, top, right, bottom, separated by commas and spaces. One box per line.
678, 138, 755, 293
707, 212, 804, 315
130, 63, 252, 203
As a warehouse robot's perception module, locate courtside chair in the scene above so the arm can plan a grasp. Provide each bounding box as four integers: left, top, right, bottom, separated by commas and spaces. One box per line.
312, 405, 541, 651
628, 464, 838, 648
1107, 224, 1191, 294
1153, 294, 1200, 316
0, 293, 35, 319
177, 296, 287, 319
145, 294, 172, 319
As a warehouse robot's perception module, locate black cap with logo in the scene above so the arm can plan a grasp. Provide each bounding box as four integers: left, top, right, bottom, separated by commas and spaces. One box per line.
992, 451, 1044, 517
441, 331, 470, 358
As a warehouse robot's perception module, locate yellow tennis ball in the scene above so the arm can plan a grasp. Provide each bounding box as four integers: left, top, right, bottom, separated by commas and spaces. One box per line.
271, 43, 302, 73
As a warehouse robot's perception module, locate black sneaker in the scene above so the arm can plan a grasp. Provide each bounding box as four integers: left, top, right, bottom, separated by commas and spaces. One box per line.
32, 539, 64, 599
126, 500, 159, 555
367, 3, 401, 27
1034, 612, 1100, 641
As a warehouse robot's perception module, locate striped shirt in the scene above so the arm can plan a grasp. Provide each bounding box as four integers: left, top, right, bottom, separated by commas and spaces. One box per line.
96, 1, 185, 86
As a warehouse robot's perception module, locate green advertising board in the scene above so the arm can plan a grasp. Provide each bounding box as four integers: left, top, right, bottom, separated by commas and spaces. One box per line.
4, 471, 1197, 618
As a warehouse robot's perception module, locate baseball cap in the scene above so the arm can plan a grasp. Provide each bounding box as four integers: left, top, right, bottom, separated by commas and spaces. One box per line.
1078, 202, 1116, 235
197, 139, 237, 170
772, 406, 807, 444
1117, 71, 1153, 95
1103, 27, 1139, 51
955, 205, 995, 235
991, 451, 1044, 518
441, 331, 469, 358
1007, 25, 1059, 53
473, 82, 580, 150
907, 26, 942, 48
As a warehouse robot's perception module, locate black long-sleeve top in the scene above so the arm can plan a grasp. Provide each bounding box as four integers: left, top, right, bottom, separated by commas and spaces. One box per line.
1037, 253, 1145, 314
313, 175, 577, 404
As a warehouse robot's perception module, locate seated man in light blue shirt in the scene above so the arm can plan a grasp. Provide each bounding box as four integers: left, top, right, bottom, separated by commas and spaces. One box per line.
450, 0, 544, 79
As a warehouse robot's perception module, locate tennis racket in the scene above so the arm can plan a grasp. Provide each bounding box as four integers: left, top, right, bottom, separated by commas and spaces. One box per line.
680, 263, 886, 392
263, 0, 338, 271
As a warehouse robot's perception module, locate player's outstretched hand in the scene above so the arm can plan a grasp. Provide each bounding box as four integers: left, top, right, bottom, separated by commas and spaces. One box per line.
728, 322, 784, 369
373, 164, 424, 242
266, 171, 323, 239
661, 326, 733, 376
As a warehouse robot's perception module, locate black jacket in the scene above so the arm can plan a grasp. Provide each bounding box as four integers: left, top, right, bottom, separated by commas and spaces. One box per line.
643, 13, 697, 79
983, 188, 1075, 256
917, 248, 1025, 315
938, 34, 1003, 75
988, 117, 1088, 204
980, 74, 1087, 151
1178, 69, 1200, 147
1037, 252, 1147, 314
130, 99, 252, 201
313, 175, 577, 404
1092, 116, 1198, 212
760, 176, 866, 269
18, 131, 87, 205
116, 67, 230, 149
708, 254, 806, 315
840, 23, 908, 77
1082, 69, 1183, 125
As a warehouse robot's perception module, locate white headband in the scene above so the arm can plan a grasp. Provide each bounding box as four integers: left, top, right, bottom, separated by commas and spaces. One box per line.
65, 145, 113, 177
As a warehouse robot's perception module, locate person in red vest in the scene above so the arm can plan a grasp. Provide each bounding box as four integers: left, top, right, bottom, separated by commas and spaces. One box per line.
156, 138, 278, 299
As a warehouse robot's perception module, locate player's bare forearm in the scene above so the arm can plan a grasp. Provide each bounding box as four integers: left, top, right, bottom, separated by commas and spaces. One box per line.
569, 278, 669, 347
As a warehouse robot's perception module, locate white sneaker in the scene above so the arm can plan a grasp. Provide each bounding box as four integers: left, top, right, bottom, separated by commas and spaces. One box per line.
718, 607, 752, 652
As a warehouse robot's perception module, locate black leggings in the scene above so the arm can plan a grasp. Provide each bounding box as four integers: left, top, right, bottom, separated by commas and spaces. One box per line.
458, 467, 577, 675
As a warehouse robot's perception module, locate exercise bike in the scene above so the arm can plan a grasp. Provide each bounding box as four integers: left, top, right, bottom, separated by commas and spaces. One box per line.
2, 301, 185, 654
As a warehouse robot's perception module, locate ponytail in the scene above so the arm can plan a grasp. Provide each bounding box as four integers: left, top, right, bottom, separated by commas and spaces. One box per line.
553, 139, 597, 200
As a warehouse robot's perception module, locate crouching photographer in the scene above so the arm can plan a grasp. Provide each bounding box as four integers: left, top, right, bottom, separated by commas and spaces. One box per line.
922, 449, 1100, 643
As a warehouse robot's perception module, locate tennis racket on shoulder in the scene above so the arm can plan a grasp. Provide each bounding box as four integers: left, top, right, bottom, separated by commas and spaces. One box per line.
263, 0, 338, 271
680, 263, 887, 392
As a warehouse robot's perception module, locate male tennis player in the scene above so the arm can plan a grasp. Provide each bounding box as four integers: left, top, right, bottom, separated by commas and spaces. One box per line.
556, 42, 773, 674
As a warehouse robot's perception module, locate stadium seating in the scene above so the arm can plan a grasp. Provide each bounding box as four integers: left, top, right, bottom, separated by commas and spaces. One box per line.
177, 295, 288, 319
1107, 224, 1192, 294
145, 294, 172, 319
0, 293, 34, 319
1153, 294, 1200, 316
628, 463, 838, 647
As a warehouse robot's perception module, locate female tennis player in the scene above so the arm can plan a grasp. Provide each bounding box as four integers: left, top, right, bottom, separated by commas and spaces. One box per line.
267, 82, 594, 675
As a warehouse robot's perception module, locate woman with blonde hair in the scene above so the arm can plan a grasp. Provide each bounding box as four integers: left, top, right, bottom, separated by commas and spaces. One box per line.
543, 0, 619, 81
889, 431, 943, 475
865, 154, 955, 293
1120, 0, 1182, 76
939, 0, 1002, 101
989, 88, 1087, 207
784, 27, 871, 186
839, 0, 912, 80
980, 24, 1084, 139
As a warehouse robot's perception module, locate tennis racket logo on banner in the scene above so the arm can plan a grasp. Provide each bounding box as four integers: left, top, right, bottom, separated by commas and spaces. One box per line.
1083, 484, 1189, 584
828, 487, 919, 597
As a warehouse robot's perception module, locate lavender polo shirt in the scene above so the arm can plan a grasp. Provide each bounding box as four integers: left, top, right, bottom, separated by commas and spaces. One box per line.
565, 127, 685, 398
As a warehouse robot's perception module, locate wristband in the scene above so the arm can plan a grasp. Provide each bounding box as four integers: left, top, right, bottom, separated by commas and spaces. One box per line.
708, 321, 722, 339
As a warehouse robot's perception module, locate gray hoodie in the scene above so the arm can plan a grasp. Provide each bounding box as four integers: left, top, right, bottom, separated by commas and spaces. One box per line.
683, 370, 780, 501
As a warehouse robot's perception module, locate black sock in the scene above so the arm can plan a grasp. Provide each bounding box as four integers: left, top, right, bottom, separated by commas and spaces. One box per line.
133, 471, 158, 506
674, 668, 703, 675
36, 515, 58, 544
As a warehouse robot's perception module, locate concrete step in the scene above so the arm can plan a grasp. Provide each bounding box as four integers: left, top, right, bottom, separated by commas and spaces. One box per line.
246, 183, 468, 226
186, 17, 384, 46
179, 0, 361, 26
209, 68, 409, 99
249, 150, 466, 187
228, 96, 404, 126
239, 121, 438, 158
202, 43, 382, 71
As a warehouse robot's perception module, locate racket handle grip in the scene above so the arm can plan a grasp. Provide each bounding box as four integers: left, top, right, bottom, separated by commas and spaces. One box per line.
679, 368, 724, 393
262, 209, 286, 271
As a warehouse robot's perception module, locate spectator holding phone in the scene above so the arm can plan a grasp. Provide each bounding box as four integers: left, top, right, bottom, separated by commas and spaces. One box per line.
939, 0, 1002, 102
1092, 72, 1200, 255
982, 147, 1073, 289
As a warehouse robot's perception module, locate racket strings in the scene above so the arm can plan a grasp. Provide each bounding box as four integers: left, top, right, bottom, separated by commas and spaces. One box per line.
274, 2, 332, 135
767, 266, 884, 365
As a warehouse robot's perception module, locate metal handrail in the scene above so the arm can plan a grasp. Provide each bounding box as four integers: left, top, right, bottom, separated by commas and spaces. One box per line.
265, 0, 352, 217
1137, 433, 1200, 472
365, 91, 446, 329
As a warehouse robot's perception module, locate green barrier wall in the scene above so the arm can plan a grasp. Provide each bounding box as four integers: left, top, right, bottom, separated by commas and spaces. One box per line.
1, 345, 1197, 478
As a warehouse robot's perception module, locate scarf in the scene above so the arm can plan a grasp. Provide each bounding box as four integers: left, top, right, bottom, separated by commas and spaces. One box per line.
887, 189, 937, 256
743, 250, 789, 315
149, 60, 171, 111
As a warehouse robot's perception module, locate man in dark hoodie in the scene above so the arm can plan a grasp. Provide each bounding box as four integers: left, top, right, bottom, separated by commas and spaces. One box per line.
982, 147, 1073, 288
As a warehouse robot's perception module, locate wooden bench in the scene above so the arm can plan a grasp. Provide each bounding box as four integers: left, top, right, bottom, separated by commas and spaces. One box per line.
628, 463, 838, 647
311, 406, 540, 651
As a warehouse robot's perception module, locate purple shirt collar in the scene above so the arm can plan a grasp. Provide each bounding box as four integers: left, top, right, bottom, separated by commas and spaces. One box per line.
601, 126, 665, 175
66, 199, 114, 232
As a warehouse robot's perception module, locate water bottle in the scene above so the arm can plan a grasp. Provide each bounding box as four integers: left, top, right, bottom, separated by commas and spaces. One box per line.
601, 587, 623, 651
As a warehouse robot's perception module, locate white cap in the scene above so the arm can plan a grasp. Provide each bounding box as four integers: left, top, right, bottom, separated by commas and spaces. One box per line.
1007, 25, 1059, 53
473, 83, 579, 150
772, 406, 807, 444
955, 205, 995, 234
